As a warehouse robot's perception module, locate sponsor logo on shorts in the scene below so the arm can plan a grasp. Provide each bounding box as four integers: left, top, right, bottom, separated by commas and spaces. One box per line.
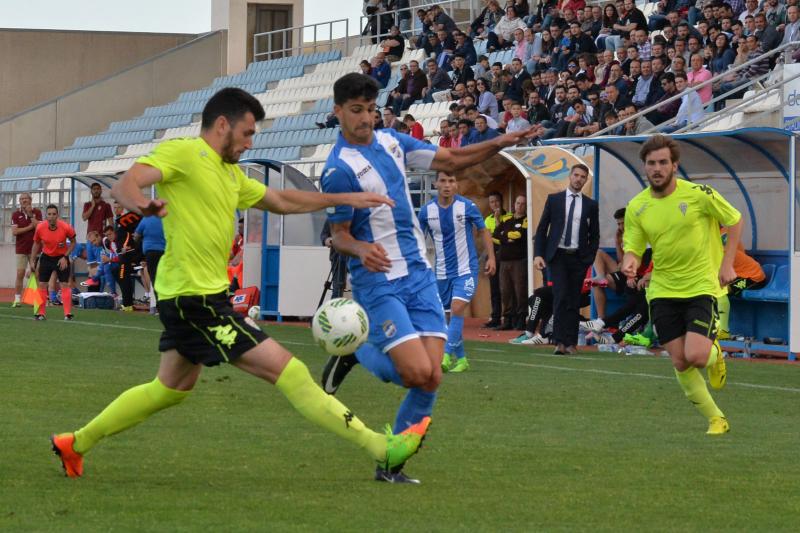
208, 324, 238, 348
382, 320, 397, 338
464, 276, 475, 297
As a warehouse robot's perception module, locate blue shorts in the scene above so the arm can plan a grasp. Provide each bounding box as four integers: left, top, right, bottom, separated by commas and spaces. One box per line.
352, 269, 447, 353
436, 273, 478, 311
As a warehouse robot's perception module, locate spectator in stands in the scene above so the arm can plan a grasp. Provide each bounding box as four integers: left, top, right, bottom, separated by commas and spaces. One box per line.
449, 53, 475, 91
595, 3, 620, 51
10, 192, 43, 308
620, 103, 655, 134
473, 114, 502, 142
438, 119, 455, 146
646, 72, 680, 124
389, 59, 426, 114
495, 194, 529, 330
389, 0, 412, 34
782, 6, 800, 51
608, 0, 647, 51
380, 25, 406, 62
603, 83, 629, 115
474, 54, 491, 78
648, 0, 670, 31
764, 0, 787, 28
489, 5, 528, 51
503, 102, 530, 132
457, 118, 478, 145
524, 90, 548, 123
82, 183, 114, 236
396, 121, 411, 133
316, 111, 340, 129
454, 30, 478, 65
371, 52, 391, 88
360, 59, 373, 77
403, 113, 424, 139
710, 33, 736, 74
754, 12, 781, 50
373, 109, 384, 130
382, 107, 401, 129
669, 55, 688, 76
567, 20, 598, 63
505, 58, 532, 103
475, 78, 500, 121
739, 0, 760, 23
661, 72, 704, 132
687, 53, 713, 104
471, 0, 504, 39
431, 3, 458, 33
606, 63, 630, 94
715, 35, 768, 105
565, 97, 599, 136
422, 59, 452, 102
423, 32, 443, 59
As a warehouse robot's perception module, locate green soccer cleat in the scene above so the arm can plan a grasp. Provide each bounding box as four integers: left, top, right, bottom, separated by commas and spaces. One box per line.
441, 353, 454, 372
623, 333, 652, 347
449, 357, 470, 373
382, 417, 431, 471
11, 301, 21, 308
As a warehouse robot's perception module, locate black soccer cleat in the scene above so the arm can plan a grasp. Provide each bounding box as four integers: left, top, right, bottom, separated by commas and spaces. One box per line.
321, 354, 359, 395
34, 314, 46, 321
64, 314, 74, 321
374, 466, 421, 484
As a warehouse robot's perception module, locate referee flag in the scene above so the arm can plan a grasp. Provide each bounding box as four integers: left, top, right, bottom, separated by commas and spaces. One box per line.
22, 276, 44, 314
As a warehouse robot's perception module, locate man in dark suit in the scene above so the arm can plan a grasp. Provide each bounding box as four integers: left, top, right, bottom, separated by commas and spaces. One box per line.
533, 164, 600, 355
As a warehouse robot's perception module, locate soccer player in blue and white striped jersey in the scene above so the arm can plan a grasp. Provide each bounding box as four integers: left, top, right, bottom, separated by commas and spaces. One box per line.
418, 173, 496, 373
321, 73, 531, 483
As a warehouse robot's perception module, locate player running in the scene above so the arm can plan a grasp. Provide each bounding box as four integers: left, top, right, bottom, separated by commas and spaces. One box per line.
418, 172, 496, 373
319, 73, 532, 483
29, 204, 76, 321
50, 87, 431, 480
621, 135, 741, 435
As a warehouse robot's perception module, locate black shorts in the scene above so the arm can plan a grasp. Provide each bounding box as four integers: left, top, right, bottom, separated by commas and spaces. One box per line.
38, 254, 69, 283
609, 271, 627, 295
728, 277, 766, 296
650, 295, 718, 345
158, 292, 269, 367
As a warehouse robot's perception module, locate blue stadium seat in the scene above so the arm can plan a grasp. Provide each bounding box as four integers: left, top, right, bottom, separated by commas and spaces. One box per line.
741, 264, 788, 302
240, 146, 302, 161
70, 130, 156, 148
143, 101, 206, 118
310, 98, 334, 113
33, 146, 118, 164
1, 162, 81, 179
268, 112, 327, 132
107, 114, 193, 133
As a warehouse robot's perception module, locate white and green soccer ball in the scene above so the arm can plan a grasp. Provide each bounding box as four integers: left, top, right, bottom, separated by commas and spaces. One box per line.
311, 298, 369, 356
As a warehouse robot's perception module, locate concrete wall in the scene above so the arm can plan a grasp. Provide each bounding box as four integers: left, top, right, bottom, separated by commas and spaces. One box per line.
0, 31, 227, 174
0, 29, 196, 120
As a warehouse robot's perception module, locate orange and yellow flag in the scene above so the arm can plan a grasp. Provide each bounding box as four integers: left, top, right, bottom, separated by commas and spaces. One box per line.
21, 275, 44, 314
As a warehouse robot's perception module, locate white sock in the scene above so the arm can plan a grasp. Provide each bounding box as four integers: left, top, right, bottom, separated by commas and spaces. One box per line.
14, 294, 21, 302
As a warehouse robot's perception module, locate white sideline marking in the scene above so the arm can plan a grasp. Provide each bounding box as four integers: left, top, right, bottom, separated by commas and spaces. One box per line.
2, 312, 797, 393
473, 358, 800, 394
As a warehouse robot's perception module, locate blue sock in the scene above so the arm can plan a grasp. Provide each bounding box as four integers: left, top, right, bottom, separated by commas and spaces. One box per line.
50, 290, 58, 302
355, 342, 403, 386
446, 315, 465, 359
394, 388, 437, 433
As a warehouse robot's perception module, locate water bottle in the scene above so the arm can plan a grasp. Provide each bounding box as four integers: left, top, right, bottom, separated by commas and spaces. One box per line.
597, 344, 619, 352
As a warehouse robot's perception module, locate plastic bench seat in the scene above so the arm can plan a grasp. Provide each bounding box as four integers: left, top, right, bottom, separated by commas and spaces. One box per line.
741, 264, 789, 302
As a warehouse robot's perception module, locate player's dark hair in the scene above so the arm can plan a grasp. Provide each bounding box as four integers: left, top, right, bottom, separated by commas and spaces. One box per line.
488, 191, 503, 202
639, 134, 680, 163
202, 88, 265, 130
614, 207, 626, 219
571, 163, 590, 176
90, 182, 102, 189
333, 73, 380, 106
46, 203, 58, 212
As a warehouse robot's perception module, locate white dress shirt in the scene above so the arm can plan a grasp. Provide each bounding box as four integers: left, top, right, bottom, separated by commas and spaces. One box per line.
559, 191, 582, 249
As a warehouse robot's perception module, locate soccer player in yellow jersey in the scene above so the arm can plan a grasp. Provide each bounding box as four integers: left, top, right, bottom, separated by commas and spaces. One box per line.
50, 88, 432, 479
621, 135, 742, 436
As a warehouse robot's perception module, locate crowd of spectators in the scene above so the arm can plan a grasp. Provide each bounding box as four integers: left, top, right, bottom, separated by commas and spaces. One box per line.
355, 0, 798, 143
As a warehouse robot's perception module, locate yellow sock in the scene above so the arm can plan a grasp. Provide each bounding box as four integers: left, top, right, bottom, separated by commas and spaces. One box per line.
674, 367, 724, 421
73, 378, 189, 454
717, 294, 730, 336
705, 341, 720, 368
275, 357, 386, 462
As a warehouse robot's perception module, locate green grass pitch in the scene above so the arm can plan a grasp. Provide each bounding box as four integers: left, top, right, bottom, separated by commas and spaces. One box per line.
1, 307, 799, 531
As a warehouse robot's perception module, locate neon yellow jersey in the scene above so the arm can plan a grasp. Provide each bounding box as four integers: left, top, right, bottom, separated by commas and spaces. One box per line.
623, 179, 741, 300
137, 138, 266, 299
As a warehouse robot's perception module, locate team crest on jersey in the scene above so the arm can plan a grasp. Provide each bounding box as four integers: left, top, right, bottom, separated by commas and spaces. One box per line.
388, 142, 401, 158
679, 202, 688, 216
382, 320, 397, 338
456, 214, 465, 223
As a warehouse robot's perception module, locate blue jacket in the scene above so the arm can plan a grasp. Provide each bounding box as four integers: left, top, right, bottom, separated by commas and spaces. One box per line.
372, 61, 392, 88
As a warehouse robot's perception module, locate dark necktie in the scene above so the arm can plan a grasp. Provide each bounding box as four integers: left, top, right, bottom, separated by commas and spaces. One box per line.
564, 193, 578, 248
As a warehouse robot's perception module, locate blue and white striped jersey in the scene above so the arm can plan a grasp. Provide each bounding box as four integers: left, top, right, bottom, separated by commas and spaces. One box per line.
321, 129, 437, 288
418, 195, 485, 280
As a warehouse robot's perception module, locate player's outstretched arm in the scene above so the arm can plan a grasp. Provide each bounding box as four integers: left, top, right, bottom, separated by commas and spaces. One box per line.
113, 163, 168, 217
330, 221, 391, 273
256, 188, 394, 215
430, 127, 535, 172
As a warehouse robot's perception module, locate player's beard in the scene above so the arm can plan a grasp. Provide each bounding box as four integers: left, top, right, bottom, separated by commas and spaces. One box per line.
647, 170, 674, 193
221, 131, 239, 164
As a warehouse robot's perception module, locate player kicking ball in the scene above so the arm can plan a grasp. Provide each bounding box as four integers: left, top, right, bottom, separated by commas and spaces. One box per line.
319, 73, 532, 483
621, 135, 741, 435
50, 87, 431, 480
418, 172, 496, 373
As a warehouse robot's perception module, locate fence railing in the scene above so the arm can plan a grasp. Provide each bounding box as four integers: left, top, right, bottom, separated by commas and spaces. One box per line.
253, 18, 350, 63
359, 0, 477, 46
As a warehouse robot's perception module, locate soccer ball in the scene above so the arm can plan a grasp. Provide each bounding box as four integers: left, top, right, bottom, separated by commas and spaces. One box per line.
311, 298, 369, 356
247, 305, 261, 320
